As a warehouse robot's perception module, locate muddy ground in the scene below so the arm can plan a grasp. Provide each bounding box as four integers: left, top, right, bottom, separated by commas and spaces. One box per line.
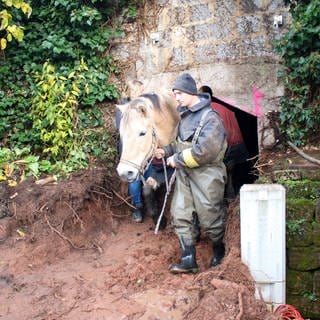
0, 159, 283, 320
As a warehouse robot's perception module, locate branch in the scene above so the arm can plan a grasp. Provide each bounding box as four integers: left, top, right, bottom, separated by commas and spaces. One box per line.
287, 141, 320, 166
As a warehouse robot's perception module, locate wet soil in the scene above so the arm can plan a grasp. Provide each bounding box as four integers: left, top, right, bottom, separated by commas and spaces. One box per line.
0, 164, 282, 320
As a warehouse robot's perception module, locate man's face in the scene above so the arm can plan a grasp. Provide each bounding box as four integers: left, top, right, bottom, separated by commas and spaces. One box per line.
173, 90, 194, 107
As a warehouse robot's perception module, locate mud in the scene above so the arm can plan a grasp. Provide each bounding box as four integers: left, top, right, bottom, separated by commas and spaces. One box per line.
0, 167, 277, 320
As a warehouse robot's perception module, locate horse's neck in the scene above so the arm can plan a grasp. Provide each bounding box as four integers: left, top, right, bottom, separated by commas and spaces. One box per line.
156, 126, 176, 147
153, 108, 179, 147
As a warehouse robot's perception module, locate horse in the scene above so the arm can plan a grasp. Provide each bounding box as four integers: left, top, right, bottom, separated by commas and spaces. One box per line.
116, 92, 180, 183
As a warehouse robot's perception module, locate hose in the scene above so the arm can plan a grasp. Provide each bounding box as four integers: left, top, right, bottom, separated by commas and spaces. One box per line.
274, 304, 304, 320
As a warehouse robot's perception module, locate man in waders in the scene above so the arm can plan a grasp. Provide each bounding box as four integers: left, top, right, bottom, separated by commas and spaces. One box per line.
155, 73, 227, 273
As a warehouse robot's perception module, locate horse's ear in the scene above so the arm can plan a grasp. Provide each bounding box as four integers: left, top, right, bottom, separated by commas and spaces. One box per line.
116, 103, 127, 114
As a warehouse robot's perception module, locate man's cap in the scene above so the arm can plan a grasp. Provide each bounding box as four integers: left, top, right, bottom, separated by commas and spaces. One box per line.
172, 73, 197, 95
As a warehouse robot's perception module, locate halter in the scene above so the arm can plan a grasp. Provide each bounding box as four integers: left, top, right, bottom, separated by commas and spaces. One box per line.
119, 127, 157, 179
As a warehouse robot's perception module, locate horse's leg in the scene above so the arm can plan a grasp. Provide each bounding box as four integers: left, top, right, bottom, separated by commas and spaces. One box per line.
142, 184, 167, 230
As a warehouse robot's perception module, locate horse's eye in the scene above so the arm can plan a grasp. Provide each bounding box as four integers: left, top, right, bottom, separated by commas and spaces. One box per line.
139, 130, 146, 137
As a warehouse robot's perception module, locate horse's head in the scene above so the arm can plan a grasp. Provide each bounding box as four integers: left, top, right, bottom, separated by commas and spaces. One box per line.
116, 97, 157, 182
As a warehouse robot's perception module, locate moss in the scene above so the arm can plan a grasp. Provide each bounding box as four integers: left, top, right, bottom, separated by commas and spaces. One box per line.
286, 270, 313, 295
287, 295, 320, 320
281, 180, 320, 200
286, 198, 315, 221
288, 247, 320, 271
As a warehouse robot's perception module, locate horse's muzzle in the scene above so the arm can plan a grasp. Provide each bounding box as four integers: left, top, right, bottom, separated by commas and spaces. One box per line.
116, 163, 139, 183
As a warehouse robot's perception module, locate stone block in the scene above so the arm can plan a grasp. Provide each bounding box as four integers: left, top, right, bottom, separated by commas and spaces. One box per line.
316, 200, 320, 221
194, 44, 215, 64
313, 222, 320, 246
170, 6, 189, 26
287, 295, 320, 320
288, 247, 320, 271
216, 42, 240, 60
192, 23, 212, 40
272, 170, 302, 182
240, 0, 262, 13
210, 23, 232, 39
286, 220, 313, 247
172, 0, 197, 6
236, 15, 262, 35
241, 36, 271, 57
286, 198, 315, 222
286, 270, 313, 295
267, 0, 286, 11
300, 169, 320, 181
214, 0, 236, 18
315, 270, 320, 297
190, 3, 211, 22
170, 46, 187, 67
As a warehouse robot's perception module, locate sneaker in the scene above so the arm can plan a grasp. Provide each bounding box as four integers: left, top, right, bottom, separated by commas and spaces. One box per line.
132, 208, 143, 223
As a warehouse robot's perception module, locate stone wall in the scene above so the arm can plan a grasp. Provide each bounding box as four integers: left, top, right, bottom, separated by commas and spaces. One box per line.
112, 0, 290, 148
269, 169, 320, 319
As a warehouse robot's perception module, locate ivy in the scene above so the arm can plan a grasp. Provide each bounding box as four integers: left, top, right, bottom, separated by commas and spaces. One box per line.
0, 0, 139, 179
275, 0, 320, 146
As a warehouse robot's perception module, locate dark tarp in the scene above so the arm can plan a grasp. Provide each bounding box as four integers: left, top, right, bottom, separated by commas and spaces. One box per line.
212, 96, 259, 184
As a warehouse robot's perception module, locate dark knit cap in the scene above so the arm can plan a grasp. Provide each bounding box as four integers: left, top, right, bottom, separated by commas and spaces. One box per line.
172, 73, 197, 95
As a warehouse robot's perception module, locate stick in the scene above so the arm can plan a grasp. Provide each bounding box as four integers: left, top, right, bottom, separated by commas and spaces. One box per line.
236, 288, 244, 320
287, 141, 320, 166
112, 189, 136, 209
154, 169, 176, 234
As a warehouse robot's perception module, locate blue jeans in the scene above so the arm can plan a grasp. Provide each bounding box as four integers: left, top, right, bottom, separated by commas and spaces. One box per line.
129, 166, 151, 208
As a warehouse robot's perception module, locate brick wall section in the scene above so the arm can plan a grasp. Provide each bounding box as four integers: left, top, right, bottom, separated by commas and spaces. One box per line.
112, 0, 289, 148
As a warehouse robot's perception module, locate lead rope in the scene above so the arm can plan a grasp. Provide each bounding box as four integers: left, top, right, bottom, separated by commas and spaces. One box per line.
154, 159, 176, 234
140, 156, 154, 186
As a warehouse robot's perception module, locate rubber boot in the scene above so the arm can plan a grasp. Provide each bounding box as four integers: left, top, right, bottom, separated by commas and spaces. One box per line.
192, 212, 201, 243
210, 241, 225, 267
132, 204, 143, 223
143, 185, 167, 230
169, 238, 199, 274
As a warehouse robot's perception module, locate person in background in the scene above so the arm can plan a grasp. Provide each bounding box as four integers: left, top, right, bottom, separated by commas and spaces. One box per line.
198, 85, 249, 199
115, 79, 150, 223
155, 73, 227, 273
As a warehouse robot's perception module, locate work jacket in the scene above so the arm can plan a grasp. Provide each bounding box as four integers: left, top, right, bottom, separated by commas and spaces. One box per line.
165, 93, 227, 168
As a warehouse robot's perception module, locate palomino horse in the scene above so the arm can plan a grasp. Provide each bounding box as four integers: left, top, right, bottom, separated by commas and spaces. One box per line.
116, 92, 179, 183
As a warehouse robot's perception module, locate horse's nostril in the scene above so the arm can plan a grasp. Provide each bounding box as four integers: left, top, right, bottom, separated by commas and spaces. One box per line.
117, 164, 138, 182
127, 171, 134, 179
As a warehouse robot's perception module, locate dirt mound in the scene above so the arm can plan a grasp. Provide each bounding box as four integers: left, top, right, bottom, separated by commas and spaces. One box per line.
0, 168, 277, 320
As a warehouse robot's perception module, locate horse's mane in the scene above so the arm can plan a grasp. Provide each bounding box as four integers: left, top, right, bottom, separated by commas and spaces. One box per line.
120, 92, 178, 128
140, 93, 161, 109
129, 93, 161, 110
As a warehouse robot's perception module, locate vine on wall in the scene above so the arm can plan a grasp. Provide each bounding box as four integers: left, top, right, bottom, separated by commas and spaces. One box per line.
275, 0, 320, 147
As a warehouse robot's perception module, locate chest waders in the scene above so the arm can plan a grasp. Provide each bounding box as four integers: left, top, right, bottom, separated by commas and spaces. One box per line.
169, 110, 227, 274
